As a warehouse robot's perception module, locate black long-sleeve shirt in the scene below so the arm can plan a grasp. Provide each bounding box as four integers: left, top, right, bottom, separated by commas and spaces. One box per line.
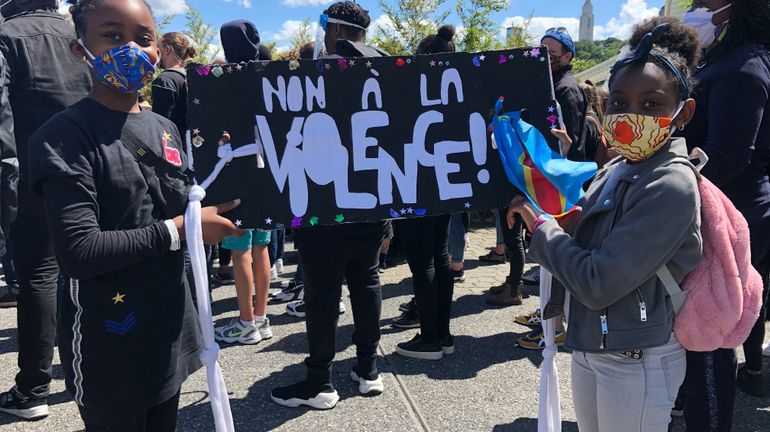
553, 65, 587, 161
152, 68, 188, 139
29, 98, 200, 424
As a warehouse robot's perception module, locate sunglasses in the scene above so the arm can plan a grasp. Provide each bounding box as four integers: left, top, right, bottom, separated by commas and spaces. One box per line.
546, 27, 570, 34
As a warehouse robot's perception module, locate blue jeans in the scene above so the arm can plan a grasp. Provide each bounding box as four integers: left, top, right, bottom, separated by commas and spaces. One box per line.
448, 213, 469, 264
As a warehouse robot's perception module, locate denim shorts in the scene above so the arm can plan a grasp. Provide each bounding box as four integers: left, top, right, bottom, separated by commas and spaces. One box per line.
221, 229, 271, 251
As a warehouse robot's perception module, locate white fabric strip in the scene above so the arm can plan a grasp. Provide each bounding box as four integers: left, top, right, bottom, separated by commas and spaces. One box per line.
184, 136, 263, 432
538, 267, 561, 432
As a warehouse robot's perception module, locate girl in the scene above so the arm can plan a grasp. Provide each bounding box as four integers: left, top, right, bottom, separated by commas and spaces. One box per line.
213, 20, 274, 345
509, 20, 702, 432
28, 0, 240, 430
152, 32, 197, 139
394, 25, 457, 360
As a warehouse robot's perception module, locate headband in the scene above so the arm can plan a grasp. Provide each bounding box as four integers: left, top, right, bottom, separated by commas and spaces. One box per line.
610, 23, 690, 99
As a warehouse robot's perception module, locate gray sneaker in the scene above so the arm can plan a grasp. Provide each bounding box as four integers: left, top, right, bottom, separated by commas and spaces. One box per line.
256, 317, 273, 340
214, 318, 261, 344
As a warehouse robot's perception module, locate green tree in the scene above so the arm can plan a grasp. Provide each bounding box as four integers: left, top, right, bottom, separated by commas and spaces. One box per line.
290, 18, 314, 51
185, 4, 221, 63
456, 0, 509, 52
370, 0, 450, 55
503, 12, 533, 48
572, 38, 626, 74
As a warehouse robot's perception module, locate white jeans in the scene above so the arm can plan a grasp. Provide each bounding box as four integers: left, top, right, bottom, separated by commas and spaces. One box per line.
571, 335, 686, 432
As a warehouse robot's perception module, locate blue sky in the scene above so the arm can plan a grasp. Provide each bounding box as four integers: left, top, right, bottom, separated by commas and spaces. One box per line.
143, 0, 665, 56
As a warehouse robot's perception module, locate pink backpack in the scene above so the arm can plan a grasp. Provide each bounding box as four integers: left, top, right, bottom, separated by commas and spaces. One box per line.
658, 158, 764, 352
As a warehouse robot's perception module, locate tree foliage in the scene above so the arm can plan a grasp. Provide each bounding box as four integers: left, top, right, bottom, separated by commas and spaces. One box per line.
502, 12, 533, 49
370, 0, 450, 55
290, 18, 314, 52
572, 38, 626, 74
455, 0, 509, 52
185, 4, 221, 64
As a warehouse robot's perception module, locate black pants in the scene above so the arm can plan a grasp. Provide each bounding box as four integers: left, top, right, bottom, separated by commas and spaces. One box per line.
10, 197, 58, 400
81, 391, 180, 432
401, 215, 453, 343
682, 349, 737, 432
296, 222, 385, 384
2, 239, 17, 286
744, 271, 770, 371
268, 229, 285, 266
501, 208, 525, 285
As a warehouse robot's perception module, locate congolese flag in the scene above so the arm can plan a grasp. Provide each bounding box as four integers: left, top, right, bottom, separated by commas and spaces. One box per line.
492, 99, 598, 217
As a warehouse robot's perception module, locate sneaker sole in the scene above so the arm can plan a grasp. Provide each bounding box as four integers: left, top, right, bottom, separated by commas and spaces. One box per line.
395, 346, 443, 360
514, 319, 542, 327
286, 309, 306, 318
259, 329, 274, 340
350, 371, 384, 396
392, 322, 420, 329
215, 335, 262, 345
0, 405, 49, 420
270, 392, 339, 410
442, 345, 455, 355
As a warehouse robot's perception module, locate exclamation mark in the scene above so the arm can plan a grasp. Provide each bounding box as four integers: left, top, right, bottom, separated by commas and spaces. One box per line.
469, 113, 490, 184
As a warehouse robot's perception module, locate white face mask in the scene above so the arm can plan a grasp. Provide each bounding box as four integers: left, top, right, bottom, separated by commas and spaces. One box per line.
683, 3, 732, 49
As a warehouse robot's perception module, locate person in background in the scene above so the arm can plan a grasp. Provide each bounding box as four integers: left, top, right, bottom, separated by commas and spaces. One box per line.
213, 19, 273, 346
478, 210, 507, 265
674, 0, 769, 428
394, 25, 456, 360
0, 49, 16, 309
152, 32, 197, 140
0, 0, 91, 420
271, 1, 387, 410
448, 212, 468, 283
30, 0, 241, 429
511, 20, 701, 431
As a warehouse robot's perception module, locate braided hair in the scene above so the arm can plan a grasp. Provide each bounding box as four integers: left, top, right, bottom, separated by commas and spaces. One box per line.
323, 1, 371, 39
416, 25, 456, 55
66, 0, 153, 36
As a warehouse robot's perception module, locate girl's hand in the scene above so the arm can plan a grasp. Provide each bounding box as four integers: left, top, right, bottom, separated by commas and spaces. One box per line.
173, 200, 246, 245
551, 126, 572, 155
507, 196, 539, 232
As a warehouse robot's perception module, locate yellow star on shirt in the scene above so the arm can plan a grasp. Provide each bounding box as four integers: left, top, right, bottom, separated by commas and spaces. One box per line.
111, 292, 126, 305
162, 131, 172, 142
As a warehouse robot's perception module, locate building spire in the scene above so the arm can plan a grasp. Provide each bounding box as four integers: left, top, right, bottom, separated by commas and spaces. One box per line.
579, 0, 595, 42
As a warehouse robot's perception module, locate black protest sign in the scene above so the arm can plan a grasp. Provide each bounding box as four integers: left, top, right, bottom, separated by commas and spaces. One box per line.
187, 48, 556, 229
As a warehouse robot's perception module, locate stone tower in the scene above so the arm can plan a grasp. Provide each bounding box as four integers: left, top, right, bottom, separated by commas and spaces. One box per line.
579, 0, 595, 42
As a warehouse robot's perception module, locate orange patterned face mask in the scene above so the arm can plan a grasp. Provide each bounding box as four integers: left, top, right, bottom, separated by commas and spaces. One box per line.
602, 113, 675, 162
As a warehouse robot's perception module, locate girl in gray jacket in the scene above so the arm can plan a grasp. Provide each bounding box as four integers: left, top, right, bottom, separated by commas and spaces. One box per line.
509, 21, 703, 432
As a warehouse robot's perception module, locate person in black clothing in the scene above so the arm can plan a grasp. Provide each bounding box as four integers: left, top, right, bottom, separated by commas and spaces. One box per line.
152, 32, 197, 139
541, 28, 588, 162
0, 50, 17, 308
271, 1, 387, 410
28, 0, 241, 430
394, 25, 457, 361
0, 0, 91, 420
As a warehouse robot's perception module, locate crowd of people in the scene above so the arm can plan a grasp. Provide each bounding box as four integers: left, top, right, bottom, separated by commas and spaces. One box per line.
0, 0, 766, 431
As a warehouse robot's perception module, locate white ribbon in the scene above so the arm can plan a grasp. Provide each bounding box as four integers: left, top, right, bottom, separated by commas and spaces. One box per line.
538, 267, 561, 432
184, 135, 264, 432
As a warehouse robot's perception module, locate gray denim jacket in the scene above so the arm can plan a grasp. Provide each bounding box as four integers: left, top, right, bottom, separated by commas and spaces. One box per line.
529, 138, 702, 353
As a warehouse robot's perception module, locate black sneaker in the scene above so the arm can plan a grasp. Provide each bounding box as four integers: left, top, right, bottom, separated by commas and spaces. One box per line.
395, 334, 443, 360
210, 273, 233, 287
350, 367, 384, 396
0, 285, 18, 308
270, 283, 303, 304
392, 310, 420, 329
271, 380, 339, 410
441, 334, 455, 355
737, 366, 766, 397
399, 297, 416, 313
0, 390, 48, 420
452, 269, 465, 283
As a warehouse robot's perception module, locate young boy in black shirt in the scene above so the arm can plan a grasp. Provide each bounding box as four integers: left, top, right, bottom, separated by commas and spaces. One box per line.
28, 0, 241, 429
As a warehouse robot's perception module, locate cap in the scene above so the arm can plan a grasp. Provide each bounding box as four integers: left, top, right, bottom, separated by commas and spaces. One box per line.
542, 27, 576, 58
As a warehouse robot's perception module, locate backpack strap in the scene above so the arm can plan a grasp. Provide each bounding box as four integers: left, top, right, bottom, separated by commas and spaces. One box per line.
120, 127, 175, 219
656, 265, 688, 315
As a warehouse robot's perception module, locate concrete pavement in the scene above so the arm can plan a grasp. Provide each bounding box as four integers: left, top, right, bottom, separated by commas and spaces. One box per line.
0, 223, 767, 431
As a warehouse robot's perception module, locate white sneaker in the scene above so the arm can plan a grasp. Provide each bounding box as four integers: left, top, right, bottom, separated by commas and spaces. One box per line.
287, 300, 306, 318
214, 318, 261, 344
270, 265, 279, 280
275, 258, 284, 274
763, 343, 770, 357
339, 301, 346, 315
350, 370, 384, 396
256, 317, 273, 340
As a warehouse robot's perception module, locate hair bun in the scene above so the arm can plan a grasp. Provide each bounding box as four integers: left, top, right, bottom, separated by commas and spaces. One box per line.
437, 25, 456, 42
186, 46, 197, 59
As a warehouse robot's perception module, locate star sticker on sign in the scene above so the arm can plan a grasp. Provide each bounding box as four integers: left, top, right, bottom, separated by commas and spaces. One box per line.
265, 218, 273, 225
193, 98, 200, 105
464, 202, 472, 209
366, 61, 372, 68
429, 60, 436, 67
479, 54, 486, 61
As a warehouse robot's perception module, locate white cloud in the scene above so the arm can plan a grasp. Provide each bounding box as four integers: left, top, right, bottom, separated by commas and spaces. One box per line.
221, 0, 253, 8
147, 0, 188, 16
370, 14, 395, 36
281, 0, 332, 7
264, 19, 320, 53
500, 0, 661, 43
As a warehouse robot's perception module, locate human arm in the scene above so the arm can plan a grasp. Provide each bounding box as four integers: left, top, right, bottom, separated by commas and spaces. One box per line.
698, 70, 768, 186
516, 165, 700, 310
0, 51, 15, 254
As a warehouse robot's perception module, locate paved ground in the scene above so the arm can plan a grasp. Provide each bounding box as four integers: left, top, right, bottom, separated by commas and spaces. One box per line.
0, 222, 768, 431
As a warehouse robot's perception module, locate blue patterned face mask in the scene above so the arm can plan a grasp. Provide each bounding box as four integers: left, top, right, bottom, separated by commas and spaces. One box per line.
79, 40, 157, 93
